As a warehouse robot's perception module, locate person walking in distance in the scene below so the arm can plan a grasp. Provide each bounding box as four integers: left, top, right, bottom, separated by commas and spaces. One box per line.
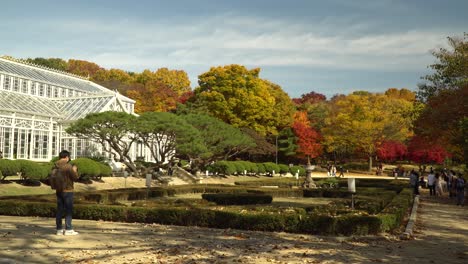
338, 165, 345, 178
427, 170, 436, 196
53, 150, 79, 235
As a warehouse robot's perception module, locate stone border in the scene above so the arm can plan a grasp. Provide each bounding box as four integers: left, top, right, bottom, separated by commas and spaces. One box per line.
400, 195, 419, 240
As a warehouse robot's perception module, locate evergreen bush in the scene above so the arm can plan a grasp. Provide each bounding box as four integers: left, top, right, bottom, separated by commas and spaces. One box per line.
16, 160, 49, 180
0, 159, 21, 180
278, 164, 290, 174
289, 165, 305, 176
232, 161, 245, 175
71, 158, 101, 181
263, 162, 280, 175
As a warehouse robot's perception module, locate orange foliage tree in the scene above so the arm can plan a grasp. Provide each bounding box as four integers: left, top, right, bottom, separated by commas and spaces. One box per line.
292, 112, 322, 164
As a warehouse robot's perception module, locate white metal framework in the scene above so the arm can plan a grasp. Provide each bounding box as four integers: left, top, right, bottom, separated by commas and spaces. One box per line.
0, 56, 152, 162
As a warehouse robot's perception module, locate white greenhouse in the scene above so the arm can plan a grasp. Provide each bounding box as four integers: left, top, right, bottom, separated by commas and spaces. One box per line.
0, 56, 153, 162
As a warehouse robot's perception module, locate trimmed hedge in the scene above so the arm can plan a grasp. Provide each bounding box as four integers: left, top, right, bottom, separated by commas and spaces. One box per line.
0, 182, 414, 236
207, 161, 309, 176
77, 187, 174, 204
377, 188, 413, 232
202, 193, 273, 205
0, 189, 413, 236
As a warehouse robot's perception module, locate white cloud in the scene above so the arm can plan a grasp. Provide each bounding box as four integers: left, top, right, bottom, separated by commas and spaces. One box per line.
14, 13, 451, 72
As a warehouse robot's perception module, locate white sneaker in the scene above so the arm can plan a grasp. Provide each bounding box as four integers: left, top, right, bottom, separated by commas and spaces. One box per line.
64, 230, 79, 236
56, 229, 64, 235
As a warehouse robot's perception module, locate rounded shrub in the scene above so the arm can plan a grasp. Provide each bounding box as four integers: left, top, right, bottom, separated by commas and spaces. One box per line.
263, 162, 280, 175
248, 162, 258, 174
289, 165, 305, 176
97, 162, 112, 178
17, 160, 50, 180
257, 163, 266, 174
279, 164, 290, 174
71, 158, 100, 181
211, 161, 236, 175
232, 161, 245, 175
0, 159, 21, 180
237, 161, 252, 174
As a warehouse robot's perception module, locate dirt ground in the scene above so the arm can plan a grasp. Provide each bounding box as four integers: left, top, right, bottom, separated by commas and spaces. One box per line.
0, 189, 466, 264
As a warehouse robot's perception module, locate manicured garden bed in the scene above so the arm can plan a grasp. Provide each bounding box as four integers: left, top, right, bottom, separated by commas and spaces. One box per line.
0, 179, 413, 236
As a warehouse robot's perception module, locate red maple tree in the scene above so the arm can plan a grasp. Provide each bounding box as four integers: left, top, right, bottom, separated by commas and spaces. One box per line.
292, 91, 326, 105
292, 112, 322, 163
376, 140, 407, 162
407, 136, 450, 164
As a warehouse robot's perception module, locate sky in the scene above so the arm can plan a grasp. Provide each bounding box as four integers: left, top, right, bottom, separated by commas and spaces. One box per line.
1, 0, 467, 98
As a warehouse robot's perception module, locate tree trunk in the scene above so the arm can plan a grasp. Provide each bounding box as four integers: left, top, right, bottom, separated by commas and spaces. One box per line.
368, 155, 373, 172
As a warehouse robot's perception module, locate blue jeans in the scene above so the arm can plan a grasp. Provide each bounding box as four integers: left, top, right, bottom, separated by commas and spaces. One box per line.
56, 192, 74, 230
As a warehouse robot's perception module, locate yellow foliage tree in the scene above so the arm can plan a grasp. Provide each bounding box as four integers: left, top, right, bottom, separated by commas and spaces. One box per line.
323, 92, 414, 170
192, 64, 294, 136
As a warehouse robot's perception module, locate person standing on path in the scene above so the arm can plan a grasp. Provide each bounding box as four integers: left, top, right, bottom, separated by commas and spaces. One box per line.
427, 170, 436, 196
410, 170, 420, 195
331, 165, 337, 177
456, 173, 465, 206
54, 150, 79, 235
435, 173, 444, 197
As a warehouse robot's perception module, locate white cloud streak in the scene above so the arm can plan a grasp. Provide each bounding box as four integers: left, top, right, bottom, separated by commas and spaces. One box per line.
11, 13, 452, 72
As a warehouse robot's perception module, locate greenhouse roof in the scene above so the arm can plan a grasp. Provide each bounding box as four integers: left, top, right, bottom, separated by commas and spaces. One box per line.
0, 57, 110, 94
52, 96, 115, 120
0, 90, 61, 117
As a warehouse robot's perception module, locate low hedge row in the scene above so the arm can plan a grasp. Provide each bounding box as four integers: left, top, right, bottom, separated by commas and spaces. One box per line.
0, 189, 412, 235
78, 187, 175, 204
201, 193, 273, 205
377, 188, 413, 232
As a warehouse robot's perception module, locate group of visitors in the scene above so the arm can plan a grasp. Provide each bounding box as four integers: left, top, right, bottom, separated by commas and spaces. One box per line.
410, 168, 465, 206
326, 163, 345, 177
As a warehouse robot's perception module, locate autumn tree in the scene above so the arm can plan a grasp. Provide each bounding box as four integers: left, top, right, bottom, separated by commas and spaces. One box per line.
414, 34, 467, 163
376, 140, 407, 162
323, 92, 414, 171
385, 88, 416, 102
67, 59, 102, 77
407, 136, 450, 165
191, 64, 294, 136
294, 91, 330, 131
154, 68, 191, 96
413, 86, 467, 160
127, 80, 178, 113
292, 112, 322, 164
292, 91, 326, 105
